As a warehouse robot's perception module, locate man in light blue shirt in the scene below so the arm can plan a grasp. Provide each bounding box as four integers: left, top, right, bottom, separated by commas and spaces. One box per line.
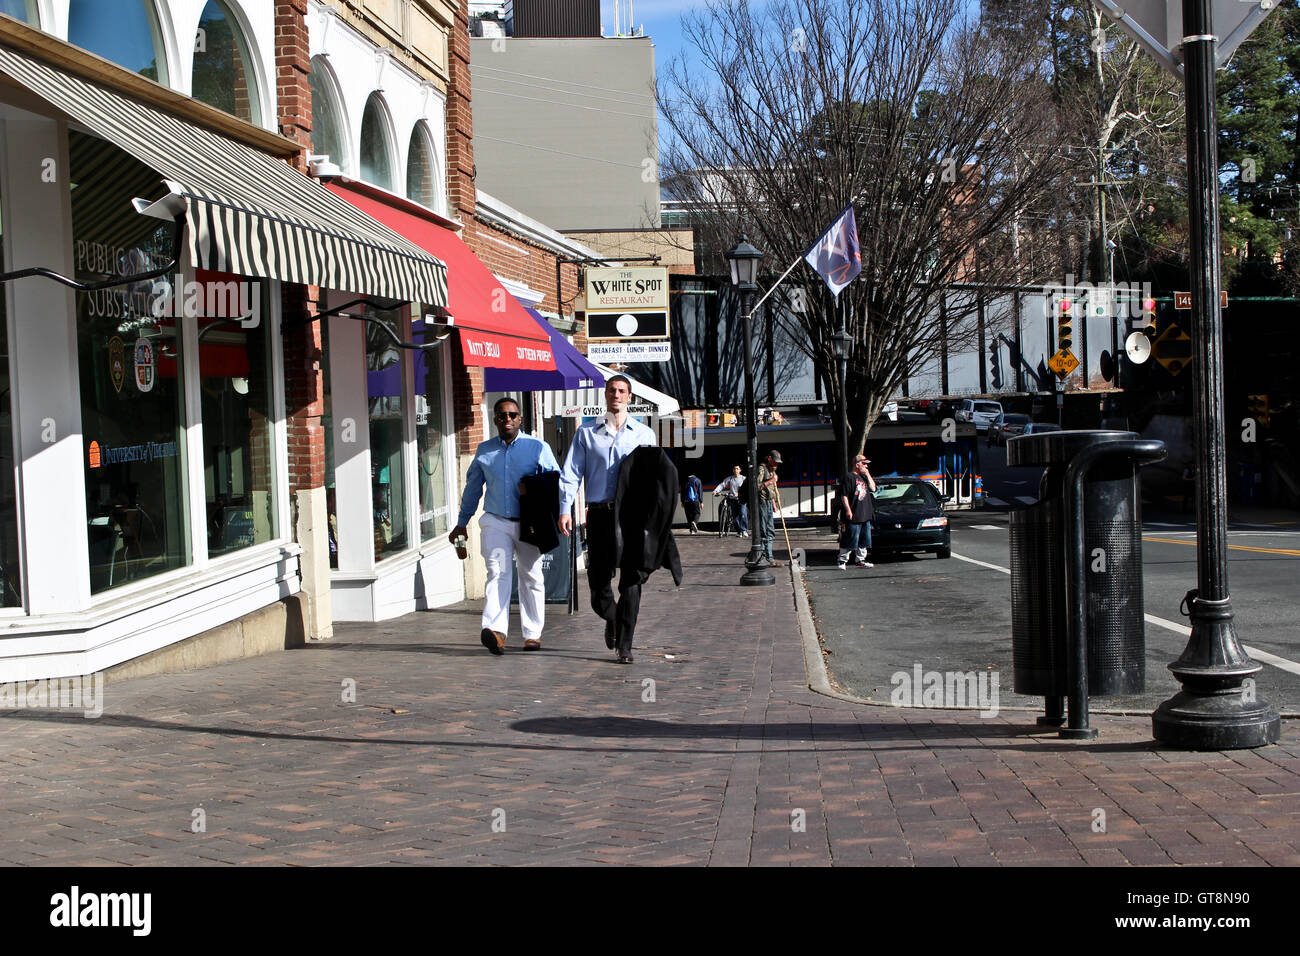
452, 397, 559, 655
559, 375, 657, 663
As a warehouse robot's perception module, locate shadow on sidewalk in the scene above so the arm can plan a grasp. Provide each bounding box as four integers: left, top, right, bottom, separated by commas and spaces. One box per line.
0, 709, 1164, 754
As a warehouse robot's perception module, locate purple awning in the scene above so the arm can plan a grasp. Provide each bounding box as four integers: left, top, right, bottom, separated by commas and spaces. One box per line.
484, 309, 606, 392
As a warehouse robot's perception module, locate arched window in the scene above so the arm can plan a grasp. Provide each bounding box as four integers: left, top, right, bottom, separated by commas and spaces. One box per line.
359, 93, 395, 192
309, 57, 347, 173
406, 123, 440, 210
68, 0, 168, 84
191, 0, 260, 125
0, 1, 37, 25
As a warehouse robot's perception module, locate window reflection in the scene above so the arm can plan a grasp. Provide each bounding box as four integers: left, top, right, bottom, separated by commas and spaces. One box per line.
0, 184, 19, 607
366, 307, 407, 559
68, 0, 167, 83
72, 132, 189, 593
196, 272, 276, 557
406, 125, 437, 209
360, 93, 395, 191
192, 0, 260, 125
0, 1, 37, 26
310, 57, 346, 173
412, 315, 449, 541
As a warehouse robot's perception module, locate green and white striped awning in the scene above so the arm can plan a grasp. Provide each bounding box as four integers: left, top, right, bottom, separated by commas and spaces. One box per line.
0, 44, 448, 306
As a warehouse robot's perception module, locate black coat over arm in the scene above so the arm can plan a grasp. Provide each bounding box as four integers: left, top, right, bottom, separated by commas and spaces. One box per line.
613, 446, 683, 587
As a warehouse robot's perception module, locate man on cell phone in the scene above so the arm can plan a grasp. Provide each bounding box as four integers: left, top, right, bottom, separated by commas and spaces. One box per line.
837, 454, 876, 570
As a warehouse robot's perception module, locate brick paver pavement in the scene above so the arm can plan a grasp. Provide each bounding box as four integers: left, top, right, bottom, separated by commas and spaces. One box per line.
1, 534, 1297, 865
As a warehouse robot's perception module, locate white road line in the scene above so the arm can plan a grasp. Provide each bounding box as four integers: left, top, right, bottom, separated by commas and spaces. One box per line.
954, 554, 1300, 678
971, 525, 1004, 531
952, 552, 1010, 575
1241, 646, 1300, 678
1147, 522, 1182, 528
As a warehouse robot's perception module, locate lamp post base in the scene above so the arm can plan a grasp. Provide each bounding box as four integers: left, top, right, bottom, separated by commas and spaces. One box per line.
1153, 690, 1280, 750
1152, 597, 1281, 750
742, 547, 776, 586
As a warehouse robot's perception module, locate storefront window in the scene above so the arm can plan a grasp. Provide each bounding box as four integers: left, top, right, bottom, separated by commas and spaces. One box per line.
412, 316, 449, 541
310, 57, 347, 174
367, 306, 407, 559
68, 0, 168, 84
359, 93, 395, 192
0, 192, 21, 608
0, 1, 37, 26
196, 272, 276, 557
406, 123, 438, 210
322, 324, 338, 569
71, 132, 188, 592
192, 0, 260, 125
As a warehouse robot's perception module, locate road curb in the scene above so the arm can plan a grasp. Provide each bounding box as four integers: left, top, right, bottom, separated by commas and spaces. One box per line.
790, 560, 1300, 720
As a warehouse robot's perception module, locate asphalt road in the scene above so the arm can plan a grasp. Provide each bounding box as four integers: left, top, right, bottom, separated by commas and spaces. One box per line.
794, 498, 1300, 719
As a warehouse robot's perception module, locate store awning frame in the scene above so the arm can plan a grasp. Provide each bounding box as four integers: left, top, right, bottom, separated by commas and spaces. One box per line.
0, 43, 449, 307
484, 309, 606, 391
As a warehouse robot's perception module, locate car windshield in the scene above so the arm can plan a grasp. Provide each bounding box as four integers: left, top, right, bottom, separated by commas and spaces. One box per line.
1006, 414, 1030, 424
974, 402, 1002, 414
874, 482, 939, 507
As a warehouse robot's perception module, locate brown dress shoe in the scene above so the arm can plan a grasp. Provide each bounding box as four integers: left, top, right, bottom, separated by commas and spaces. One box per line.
523, 638, 542, 651
480, 628, 505, 655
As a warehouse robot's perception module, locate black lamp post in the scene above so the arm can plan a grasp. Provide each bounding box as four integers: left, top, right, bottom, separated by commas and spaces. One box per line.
832, 319, 850, 481
727, 236, 774, 587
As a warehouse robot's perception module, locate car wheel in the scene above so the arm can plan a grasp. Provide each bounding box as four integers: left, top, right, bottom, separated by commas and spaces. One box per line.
936, 546, 951, 559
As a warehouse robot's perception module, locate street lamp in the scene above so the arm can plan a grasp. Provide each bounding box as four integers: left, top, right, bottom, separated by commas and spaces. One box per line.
726, 236, 774, 587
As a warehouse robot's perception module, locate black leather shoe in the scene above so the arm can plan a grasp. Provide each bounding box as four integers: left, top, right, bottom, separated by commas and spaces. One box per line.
480, 628, 505, 655
605, 618, 616, 650
616, 650, 634, 664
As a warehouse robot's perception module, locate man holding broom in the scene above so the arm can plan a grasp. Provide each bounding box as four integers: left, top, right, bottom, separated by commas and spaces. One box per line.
756, 449, 782, 566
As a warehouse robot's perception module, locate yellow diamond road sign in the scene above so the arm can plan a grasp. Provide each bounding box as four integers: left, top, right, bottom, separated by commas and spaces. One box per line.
1155, 323, 1192, 376
1049, 349, 1078, 378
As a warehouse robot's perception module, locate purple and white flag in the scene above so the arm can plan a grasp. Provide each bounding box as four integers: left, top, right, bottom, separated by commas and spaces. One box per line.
803, 204, 862, 298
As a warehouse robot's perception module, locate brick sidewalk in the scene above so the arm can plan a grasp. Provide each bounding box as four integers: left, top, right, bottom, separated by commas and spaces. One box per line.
0, 533, 1297, 865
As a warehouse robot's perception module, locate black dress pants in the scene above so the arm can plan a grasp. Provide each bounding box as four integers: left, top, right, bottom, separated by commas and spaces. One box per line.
585, 507, 641, 653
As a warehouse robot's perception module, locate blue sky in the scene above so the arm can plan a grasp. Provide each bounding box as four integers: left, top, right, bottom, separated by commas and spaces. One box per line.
600, 0, 697, 71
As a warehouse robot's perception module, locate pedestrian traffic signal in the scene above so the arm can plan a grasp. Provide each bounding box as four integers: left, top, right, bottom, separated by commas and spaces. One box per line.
1057, 296, 1073, 352
1141, 296, 1157, 339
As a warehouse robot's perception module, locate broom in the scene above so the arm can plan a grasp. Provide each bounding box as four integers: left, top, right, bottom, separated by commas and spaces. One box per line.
772, 481, 795, 564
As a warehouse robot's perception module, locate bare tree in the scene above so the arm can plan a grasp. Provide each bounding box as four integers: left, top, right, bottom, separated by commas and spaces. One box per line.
658, 0, 1069, 456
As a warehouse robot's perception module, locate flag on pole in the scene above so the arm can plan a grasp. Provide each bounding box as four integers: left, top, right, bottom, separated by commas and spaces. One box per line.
804, 204, 862, 298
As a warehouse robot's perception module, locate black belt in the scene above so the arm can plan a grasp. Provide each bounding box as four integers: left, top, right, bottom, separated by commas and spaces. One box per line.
588, 501, 615, 511
488, 513, 521, 521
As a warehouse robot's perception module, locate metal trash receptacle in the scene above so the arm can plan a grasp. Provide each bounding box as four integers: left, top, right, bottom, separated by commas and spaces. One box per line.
1007, 430, 1154, 699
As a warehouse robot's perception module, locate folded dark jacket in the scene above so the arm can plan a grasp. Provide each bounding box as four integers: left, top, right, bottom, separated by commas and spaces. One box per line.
614, 446, 683, 586
519, 471, 561, 553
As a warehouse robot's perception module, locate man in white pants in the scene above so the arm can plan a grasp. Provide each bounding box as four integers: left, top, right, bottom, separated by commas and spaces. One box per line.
450, 397, 560, 654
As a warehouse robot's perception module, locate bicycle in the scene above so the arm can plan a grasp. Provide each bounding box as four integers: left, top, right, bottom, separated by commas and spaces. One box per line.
715, 495, 743, 537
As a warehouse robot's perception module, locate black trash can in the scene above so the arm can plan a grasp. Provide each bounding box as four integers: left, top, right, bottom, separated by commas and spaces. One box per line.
1007, 430, 1151, 698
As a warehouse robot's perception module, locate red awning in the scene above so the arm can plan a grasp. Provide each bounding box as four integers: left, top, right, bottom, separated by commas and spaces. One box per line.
325, 182, 555, 372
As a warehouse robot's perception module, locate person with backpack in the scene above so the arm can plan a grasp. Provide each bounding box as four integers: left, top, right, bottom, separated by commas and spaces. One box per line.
682, 474, 702, 534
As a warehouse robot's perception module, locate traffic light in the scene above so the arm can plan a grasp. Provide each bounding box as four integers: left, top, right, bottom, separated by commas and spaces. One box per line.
989, 341, 1003, 389
1141, 296, 1158, 339
1246, 394, 1270, 428
1057, 295, 1074, 352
